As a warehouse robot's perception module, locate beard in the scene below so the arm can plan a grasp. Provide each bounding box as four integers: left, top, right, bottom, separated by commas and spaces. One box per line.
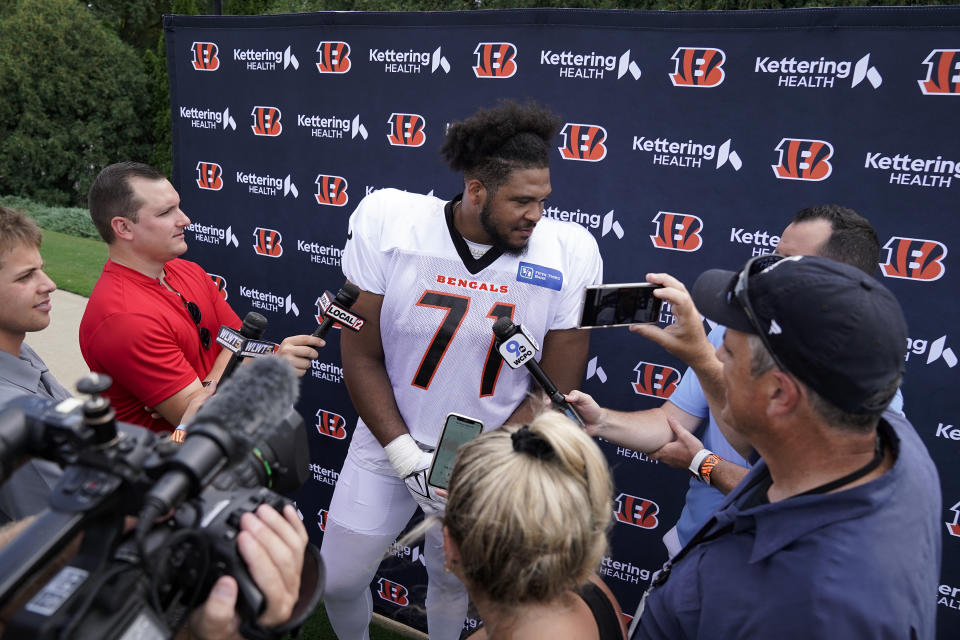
479, 200, 530, 257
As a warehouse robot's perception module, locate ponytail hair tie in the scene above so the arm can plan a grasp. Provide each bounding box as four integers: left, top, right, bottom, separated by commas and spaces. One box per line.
511, 425, 554, 460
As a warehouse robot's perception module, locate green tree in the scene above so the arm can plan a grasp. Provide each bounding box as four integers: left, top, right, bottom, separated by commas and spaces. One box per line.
0, 0, 151, 205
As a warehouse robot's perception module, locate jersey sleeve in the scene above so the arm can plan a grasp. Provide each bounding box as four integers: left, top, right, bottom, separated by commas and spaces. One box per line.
667, 324, 726, 418
86, 313, 198, 408
341, 190, 390, 295
550, 226, 603, 330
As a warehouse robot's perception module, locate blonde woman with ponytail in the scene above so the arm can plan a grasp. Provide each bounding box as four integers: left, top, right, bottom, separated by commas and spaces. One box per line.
441, 411, 627, 640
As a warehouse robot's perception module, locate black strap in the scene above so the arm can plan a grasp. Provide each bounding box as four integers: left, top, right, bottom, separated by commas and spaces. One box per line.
574, 581, 623, 640
797, 430, 885, 496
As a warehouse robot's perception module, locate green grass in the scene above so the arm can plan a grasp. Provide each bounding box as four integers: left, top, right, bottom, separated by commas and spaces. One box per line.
38, 227, 108, 297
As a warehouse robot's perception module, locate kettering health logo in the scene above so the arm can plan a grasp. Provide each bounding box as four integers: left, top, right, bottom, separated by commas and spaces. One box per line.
235, 169, 298, 198
234, 45, 299, 71
863, 149, 957, 189
541, 202, 624, 240
754, 53, 882, 89
297, 113, 368, 140
632, 134, 741, 171
239, 285, 300, 316
539, 48, 640, 80
369, 45, 449, 74
180, 106, 236, 131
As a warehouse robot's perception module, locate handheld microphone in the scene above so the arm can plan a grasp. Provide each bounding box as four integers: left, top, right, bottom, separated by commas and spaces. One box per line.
313, 282, 363, 338
138, 356, 303, 525
220, 312, 268, 382
492, 317, 586, 428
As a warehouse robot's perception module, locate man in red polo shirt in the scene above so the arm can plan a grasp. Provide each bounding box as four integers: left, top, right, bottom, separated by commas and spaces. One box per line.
80, 162, 323, 432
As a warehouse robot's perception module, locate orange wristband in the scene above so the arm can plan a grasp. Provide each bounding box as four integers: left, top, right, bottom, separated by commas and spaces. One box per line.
699, 453, 722, 486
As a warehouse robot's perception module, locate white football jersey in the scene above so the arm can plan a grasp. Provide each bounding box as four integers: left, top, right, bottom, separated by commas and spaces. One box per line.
341, 188, 602, 474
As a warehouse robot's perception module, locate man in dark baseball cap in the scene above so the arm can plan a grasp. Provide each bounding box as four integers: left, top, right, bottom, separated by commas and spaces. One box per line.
633, 254, 940, 640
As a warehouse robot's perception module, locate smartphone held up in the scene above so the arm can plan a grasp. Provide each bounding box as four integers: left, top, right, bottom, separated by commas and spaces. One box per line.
578, 283, 664, 329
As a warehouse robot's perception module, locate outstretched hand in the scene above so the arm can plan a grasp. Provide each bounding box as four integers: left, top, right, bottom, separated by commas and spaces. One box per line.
628, 273, 716, 370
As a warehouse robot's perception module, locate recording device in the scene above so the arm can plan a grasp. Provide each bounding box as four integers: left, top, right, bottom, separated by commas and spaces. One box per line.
312, 282, 364, 339
218, 311, 269, 382
491, 317, 586, 428
578, 283, 664, 329
427, 413, 483, 491
0, 358, 322, 639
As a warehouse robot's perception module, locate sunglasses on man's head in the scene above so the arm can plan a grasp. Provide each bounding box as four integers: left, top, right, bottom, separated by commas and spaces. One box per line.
732, 254, 787, 372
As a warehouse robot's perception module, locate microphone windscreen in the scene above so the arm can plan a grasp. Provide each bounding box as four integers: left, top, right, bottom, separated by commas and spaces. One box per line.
240, 312, 268, 339
188, 356, 299, 437
337, 282, 360, 306
492, 316, 515, 340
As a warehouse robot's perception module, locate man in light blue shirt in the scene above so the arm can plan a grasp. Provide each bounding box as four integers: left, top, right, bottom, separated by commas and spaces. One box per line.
569, 205, 899, 553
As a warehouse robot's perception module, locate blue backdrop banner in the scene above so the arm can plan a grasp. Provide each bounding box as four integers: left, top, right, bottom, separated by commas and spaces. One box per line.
165, 6, 960, 637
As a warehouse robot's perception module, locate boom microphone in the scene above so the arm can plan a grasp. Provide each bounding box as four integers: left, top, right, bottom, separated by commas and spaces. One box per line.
492, 317, 586, 428
220, 312, 268, 382
313, 281, 362, 338
138, 356, 304, 527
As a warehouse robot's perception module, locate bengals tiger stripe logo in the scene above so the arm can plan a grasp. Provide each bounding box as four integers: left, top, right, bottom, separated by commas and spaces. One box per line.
918, 49, 960, 95
650, 212, 703, 252
251, 106, 282, 137
632, 362, 681, 398
315, 409, 347, 440
558, 123, 607, 162
614, 493, 660, 529
207, 273, 228, 300
670, 47, 725, 87
191, 42, 219, 71
880, 237, 947, 282
316, 41, 351, 74
377, 578, 409, 606
195, 162, 223, 191
386, 113, 426, 147
314, 174, 349, 207
253, 227, 283, 258
473, 42, 518, 78
771, 138, 833, 181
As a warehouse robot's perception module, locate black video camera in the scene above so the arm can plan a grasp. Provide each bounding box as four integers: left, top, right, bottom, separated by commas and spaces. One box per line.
0, 358, 323, 639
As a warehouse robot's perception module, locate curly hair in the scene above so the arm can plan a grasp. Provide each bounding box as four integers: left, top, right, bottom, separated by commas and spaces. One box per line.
440, 100, 560, 192
443, 412, 613, 605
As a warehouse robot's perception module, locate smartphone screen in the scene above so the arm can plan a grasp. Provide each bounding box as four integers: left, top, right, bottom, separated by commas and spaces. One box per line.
427, 413, 484, 490
578, 283, 664, 329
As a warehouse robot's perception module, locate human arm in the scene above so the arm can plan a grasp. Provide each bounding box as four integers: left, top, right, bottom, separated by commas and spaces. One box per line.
650, 417, 748, 495
565, 390, 702, 453
628, 273, 752, 459
181, 503, 308, 640
340, 288, 409, 447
